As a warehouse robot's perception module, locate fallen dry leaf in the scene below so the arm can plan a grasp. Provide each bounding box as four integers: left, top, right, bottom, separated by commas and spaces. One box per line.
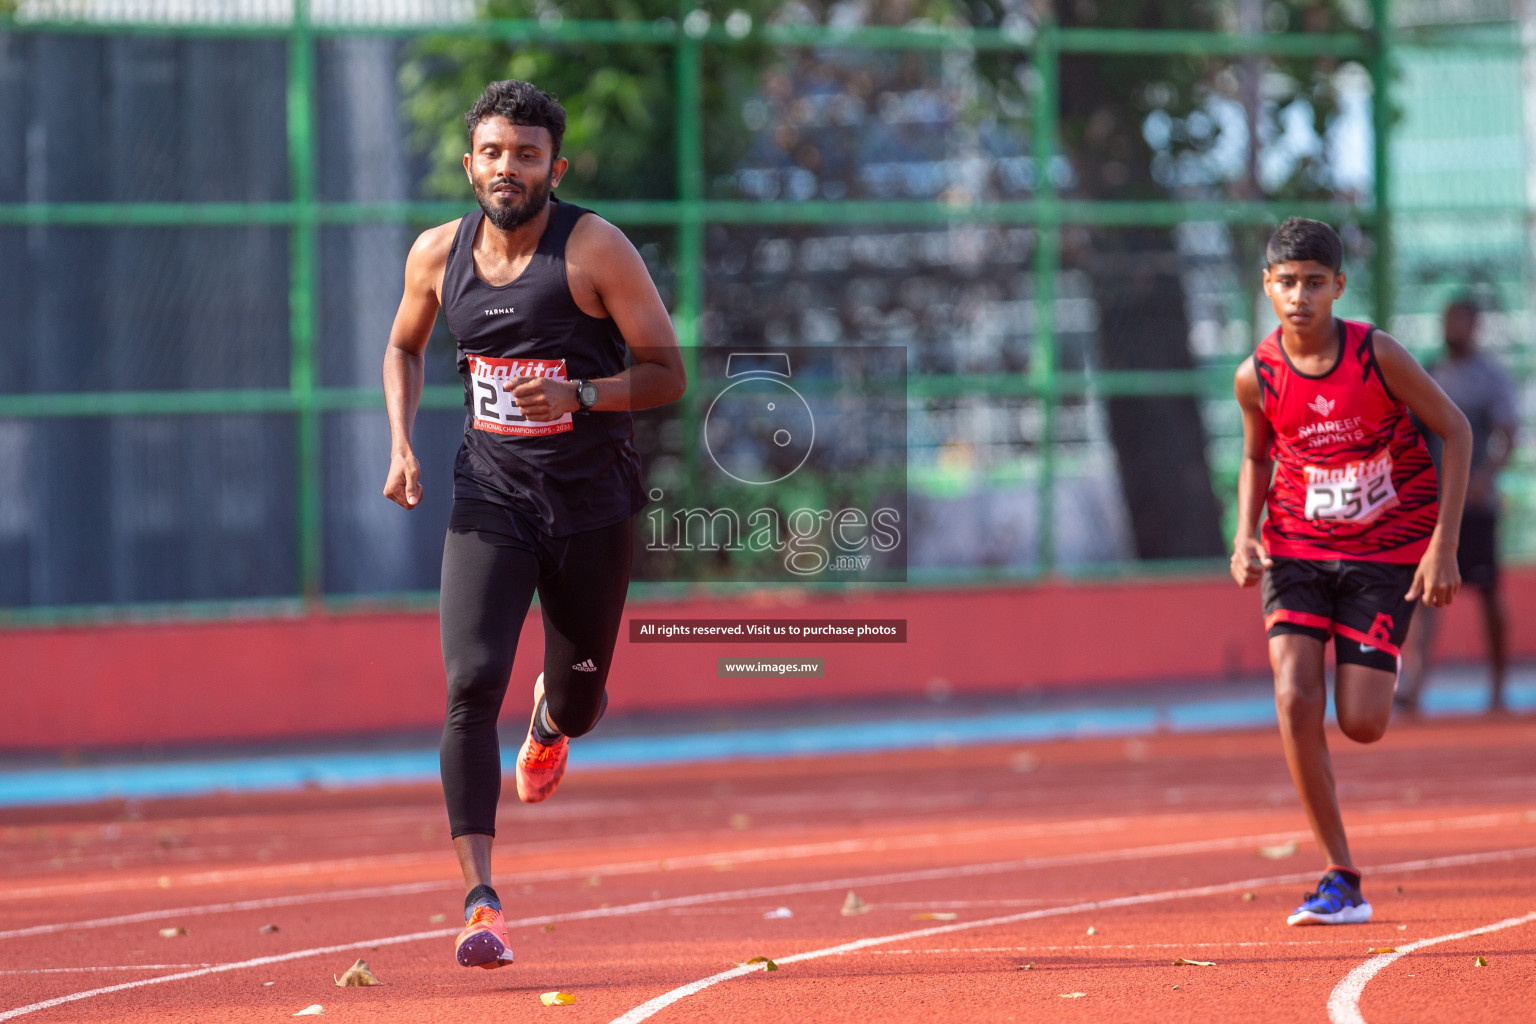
1173, 958, 1216, 967
334, 959, 381, 987
429, 913, 446, 924
911, 912, 958, 921
1241, 892, 1256, 902
158, 926, 187, 938
1172, 985, 1181, 990
1017, 963, 1034, 971
260, 924, 280, 934
543, 924, 556, 932
584, 875, 602, 887
841, 891, 870, 916
737, 956, 778, 971
1369, 948, 1396, 954
1475, 956, 1489, 967
293, 1006, 324, 1017
539, 992, 575, 1006
1257, 840, 1299, 860
1086, 926, 1098, 936
1060, 992, 1087, 999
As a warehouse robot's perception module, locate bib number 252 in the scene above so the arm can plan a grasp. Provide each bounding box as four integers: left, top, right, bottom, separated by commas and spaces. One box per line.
1303, 452, 1398, 523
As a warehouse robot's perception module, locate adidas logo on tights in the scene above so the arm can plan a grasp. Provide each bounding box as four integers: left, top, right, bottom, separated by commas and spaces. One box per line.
572, 659, 597, 673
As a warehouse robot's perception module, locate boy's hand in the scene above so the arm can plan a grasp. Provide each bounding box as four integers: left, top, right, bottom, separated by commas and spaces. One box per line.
1231, 537, 1271, 587
1407, 546, 1460, 607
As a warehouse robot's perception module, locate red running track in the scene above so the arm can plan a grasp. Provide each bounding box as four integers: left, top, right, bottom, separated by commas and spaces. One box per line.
1, 717, 1534, 1023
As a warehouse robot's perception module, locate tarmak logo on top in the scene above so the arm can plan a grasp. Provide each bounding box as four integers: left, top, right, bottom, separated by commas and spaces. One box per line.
1309, 395, 1336, 418
482, 307, 516, 317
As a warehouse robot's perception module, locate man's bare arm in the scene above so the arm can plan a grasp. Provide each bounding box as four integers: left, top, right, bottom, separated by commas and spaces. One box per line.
1374, 332, 1472, 606
1231, 360, 1276, 587
508, 215, 686, 421
382, 222, 455, 509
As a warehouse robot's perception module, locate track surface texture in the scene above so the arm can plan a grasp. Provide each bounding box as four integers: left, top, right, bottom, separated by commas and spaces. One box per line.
2, 716, 1534, 1023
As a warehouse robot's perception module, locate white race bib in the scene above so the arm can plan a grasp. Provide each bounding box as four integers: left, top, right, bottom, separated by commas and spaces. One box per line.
468, 356, 573, 437
1303, 450, 1398, 523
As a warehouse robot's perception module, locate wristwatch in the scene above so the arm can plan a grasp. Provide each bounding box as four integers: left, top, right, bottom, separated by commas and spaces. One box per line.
575, 379, 599, 411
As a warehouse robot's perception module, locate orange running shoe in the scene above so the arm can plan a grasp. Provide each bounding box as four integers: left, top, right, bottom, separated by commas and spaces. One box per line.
515, 673, 568, 803
454, 904, 514, 969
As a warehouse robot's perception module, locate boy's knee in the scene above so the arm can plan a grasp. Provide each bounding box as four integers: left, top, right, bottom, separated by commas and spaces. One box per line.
1274, 674, 1325, 723
1337, 712, 1388, 744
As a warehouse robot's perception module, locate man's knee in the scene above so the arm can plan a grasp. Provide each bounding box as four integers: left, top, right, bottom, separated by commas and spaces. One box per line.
444, 652, 510, 716
543, 683, 607, 739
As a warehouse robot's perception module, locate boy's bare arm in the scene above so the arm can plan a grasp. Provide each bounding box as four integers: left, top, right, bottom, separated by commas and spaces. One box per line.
1373, 333, 1472, 606
1232, 360, 1276, 587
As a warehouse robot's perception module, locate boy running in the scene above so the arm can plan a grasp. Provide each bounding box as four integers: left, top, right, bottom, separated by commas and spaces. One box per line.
1232, 218, 1471, 925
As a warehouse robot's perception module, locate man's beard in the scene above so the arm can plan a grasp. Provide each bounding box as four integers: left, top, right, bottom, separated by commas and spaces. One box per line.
474, 175, 551, 231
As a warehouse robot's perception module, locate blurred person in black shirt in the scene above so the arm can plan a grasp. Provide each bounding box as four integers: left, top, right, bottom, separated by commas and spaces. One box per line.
1398, 299, 1520, 713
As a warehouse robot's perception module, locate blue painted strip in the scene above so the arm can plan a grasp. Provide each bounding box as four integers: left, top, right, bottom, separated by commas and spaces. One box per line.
0, 681, 1527, 808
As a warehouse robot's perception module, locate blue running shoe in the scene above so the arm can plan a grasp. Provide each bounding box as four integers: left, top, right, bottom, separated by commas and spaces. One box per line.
1287, 868, 1372, 926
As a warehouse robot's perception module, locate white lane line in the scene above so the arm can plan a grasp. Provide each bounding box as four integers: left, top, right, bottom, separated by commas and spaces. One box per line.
0, 816, 1153, 903
0, 881, 457, 941
9, 808, 1528, 940
0, 826, 1332, 945
5, 807, 1525, 905
1325, 910, 1536, 1024
0, 831, 1326, 1022
0, 823, 1299, 939
605, 845, 1536, 1024
6, 840, 1535, 1022
0, 966, 214, 975
865, 940, 1409, 954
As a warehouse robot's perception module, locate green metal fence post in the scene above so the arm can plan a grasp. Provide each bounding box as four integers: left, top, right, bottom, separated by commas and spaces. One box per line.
676, 10, 705, 493
1032, 20, 1060, 575
287, 0, 323, 601
1370, 0, 1394, 330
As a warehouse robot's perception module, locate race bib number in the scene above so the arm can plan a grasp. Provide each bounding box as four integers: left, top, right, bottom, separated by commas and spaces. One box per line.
468, 356, 573, 437
1303, 451, 1398, 523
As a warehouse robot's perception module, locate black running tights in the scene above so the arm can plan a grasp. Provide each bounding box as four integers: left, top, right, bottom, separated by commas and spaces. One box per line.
439, 504, 633, 838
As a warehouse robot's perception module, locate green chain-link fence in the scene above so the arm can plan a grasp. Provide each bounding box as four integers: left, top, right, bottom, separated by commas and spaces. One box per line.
0, 0, 1528, 625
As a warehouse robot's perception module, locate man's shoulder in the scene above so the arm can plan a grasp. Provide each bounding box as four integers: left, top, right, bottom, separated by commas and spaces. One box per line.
415, 217, 464, 254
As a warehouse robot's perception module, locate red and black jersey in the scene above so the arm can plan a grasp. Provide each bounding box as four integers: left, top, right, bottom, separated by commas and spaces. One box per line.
1255, 318, 1438, 564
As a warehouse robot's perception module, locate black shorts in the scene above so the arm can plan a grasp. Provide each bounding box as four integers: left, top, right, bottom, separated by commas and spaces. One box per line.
1262, 557, 1417, 671
1458, 506, 1499, 591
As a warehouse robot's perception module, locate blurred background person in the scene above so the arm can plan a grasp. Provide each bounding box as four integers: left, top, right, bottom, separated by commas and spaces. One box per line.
1398, 298, 1520, 714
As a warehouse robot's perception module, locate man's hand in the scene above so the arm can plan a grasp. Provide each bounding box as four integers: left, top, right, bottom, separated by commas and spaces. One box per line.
1407, 544, 1460, 607
383, 448, 422, 509
505, 377, 580, 421
1231, 536, 1271, 587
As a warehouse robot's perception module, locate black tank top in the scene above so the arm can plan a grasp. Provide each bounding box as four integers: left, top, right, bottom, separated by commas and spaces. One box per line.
442, 198, 645, 535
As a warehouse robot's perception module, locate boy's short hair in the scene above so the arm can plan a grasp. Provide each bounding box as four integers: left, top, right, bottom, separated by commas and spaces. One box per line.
1264, 218, 1343, 273
464, 80, 567, 158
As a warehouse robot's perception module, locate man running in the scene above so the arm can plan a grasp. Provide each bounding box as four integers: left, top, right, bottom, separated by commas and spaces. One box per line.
1231, 218, 1470, 926
381, 80, 686, 969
